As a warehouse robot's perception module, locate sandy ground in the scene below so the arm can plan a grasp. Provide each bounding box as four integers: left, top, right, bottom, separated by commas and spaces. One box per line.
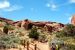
0, 42, 49, 50
37, 42, 49, 50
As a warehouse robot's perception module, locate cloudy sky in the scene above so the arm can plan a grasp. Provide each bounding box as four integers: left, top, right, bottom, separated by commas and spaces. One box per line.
0, 0, 75, 24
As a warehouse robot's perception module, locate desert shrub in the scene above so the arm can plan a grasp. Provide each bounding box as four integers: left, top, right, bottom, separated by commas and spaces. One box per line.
8, 25, 15, 30
0, 34, 21, 48
0, 20, 4, 22
3, 25, 8, 34
20, 39, 26, 46
29, 27, 39, 40
66, 44, 75, 50
56, 24, 75, 37
55, 30, 66, 37
18, 32, 25, 36
64, 24, 75, 36
28, 23, 33, 29
54, 24, 75, 50
20, 38, 28, 47
39, 34, 47, 42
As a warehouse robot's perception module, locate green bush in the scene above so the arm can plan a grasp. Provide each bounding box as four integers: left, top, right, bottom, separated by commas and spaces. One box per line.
39, 34, 47, 42
0, 34, 21, 48
66, 44, 75, 50
3, 25, 8, 34
56, 30, 66, 37
54, 24, 75, 50
8, 25, 15, 30
64, 24, 75, 36
29, 27, 39, 40
56, 24, 75, 37
28, 23, 33, 29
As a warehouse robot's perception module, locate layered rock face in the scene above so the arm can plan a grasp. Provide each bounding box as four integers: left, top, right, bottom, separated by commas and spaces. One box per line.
21, 19, 32, 29
13, 19, 33, 29
45, 23, 64, 32
13, 21, 22, 27
0, 17, 14, 25
71, 15, 75, 26
0, 17, 64, 32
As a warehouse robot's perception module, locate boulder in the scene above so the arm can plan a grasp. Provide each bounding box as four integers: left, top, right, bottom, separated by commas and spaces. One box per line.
71, 15, 75, 26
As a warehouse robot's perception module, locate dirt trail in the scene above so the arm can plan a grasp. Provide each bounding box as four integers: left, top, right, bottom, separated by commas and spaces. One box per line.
37, 42, 49, 50
25, 42, 49, 50
0, 42, 49, 50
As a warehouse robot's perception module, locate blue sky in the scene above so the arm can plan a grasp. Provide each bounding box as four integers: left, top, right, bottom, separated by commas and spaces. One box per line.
0, 0, 75, 24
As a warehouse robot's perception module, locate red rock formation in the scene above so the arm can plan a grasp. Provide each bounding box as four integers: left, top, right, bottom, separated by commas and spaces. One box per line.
32, 22, 45, 27
45, 23, 64, 32
13, 20, 64, 32
71, 15, 75, 26
45, 25, 53, 32
0, 24, 4, 27
0, 17, 14, 25
13, 19, 33, 29
0, 17, 64, 32
13, 21, 22, 27
21, 19, 30, 29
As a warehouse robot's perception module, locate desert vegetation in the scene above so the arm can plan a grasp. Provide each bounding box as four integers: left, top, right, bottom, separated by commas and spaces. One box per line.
29, 26, 39, 40
0, 18, 75, 50
54, 24, 75, 50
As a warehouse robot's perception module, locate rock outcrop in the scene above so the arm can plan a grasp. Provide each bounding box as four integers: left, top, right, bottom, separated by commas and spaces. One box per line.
12, 20, 65, 32
21, 19, 32, 29
0, 17, 14, 25
13, 21, 22, 27
0, 17, 64, 32
71, 15, 75, 26
13, 19, 33, 29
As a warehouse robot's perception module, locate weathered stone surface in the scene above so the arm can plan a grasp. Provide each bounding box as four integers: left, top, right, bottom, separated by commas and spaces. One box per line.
71, 15, 75, 26
0, 17, 14, 25
32, 22, 45, 27
13, 21, 22, 27
0, 17, 64, 32
21, 19, 31, 29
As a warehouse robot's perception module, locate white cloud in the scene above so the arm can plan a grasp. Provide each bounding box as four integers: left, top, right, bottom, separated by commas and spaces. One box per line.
69, 0, 75, 3
50, 4, 57, 11
51, 4, 57, 9
46, 3, 50, 7
3, 5, 23, 11
69, 17, 72, 21
0, 0, 23, 12
69, 16, 72, 23
46, 0, 75, 11
46, 3, 57, 11
0, 1, 10, 8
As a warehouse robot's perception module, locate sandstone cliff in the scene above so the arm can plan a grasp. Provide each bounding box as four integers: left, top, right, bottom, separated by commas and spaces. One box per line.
0, 17, 64, 32
71, 15, 75, 26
